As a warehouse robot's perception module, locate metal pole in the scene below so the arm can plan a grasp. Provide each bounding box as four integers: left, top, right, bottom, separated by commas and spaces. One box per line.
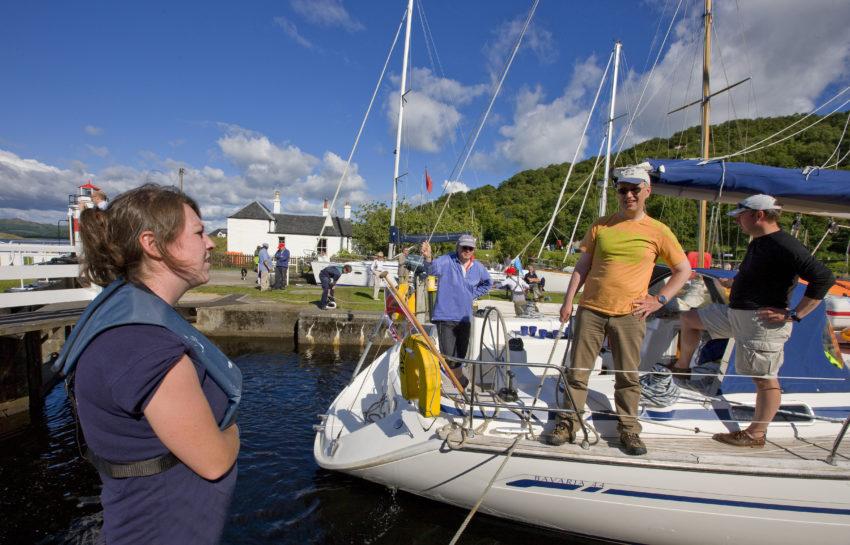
697, 0, 712, 268
599, 41, 621, 218
178, 167, 185, 192
388, 0, 414, 259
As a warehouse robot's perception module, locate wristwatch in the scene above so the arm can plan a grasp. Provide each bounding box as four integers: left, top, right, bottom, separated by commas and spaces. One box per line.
786, 309, 801, 322
657, 294, 668, 305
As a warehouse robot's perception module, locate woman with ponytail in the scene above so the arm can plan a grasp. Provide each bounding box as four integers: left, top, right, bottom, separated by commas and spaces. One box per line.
61, 184, 241, 544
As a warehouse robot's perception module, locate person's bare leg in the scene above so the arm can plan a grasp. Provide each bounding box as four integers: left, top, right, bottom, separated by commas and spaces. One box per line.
673, 310, 704, 372
746, 377, 781, 439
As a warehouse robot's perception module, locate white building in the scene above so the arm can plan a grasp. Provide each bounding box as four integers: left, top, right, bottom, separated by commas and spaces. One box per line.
226, 192, 354, 259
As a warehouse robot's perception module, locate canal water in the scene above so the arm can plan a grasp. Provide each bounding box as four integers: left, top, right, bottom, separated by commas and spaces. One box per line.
1, 339, 586, 545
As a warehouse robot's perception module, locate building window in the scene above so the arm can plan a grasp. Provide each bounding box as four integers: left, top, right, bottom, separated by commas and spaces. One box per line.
317, 238, 327, 256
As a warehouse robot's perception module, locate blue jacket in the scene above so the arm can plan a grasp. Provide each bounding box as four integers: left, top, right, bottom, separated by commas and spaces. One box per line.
320, 265, 343, 283
426, 253, 491, 322
274, 248, 290, 268
54, 280, 242, 429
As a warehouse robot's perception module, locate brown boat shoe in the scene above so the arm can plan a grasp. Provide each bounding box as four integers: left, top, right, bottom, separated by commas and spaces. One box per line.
712, 430, 765, 448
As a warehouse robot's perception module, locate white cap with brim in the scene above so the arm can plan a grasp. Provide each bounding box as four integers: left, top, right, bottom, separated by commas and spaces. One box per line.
613, 162, 652, 186
457, 234, 477, 248
727, 194, 782, 217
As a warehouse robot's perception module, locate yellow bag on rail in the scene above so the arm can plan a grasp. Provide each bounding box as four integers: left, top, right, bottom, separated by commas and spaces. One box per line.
399, 334, 441, 417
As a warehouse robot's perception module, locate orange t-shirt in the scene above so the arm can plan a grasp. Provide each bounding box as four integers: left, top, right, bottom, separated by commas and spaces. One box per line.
579, 213, 687, 316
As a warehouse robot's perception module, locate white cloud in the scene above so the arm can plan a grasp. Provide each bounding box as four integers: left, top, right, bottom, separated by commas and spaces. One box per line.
0, 150, 89, 212
273, 16, 314, 49
494, 57, 603, 168
386, 67, 487, 153
442, 180, 469, 194
618, 0, 850, 147
84, 125, 103, 136
86, 144, 109, 158
218, 126, 318, 185
484, 16, 556, 82
290, 0, 363, 32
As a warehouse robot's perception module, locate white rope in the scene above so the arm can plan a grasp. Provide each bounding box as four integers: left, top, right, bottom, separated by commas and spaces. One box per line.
820, 111, 850, 168
319, 11, 406, 240
428, 0, 539, 242
709, 86, 850, 162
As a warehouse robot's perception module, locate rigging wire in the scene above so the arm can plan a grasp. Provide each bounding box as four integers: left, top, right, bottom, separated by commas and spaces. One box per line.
710, 85, 850, 161
318, 10, 406, 240
820, 111, 850, 168
536, 49, 613, 258
427, 0, 540, 242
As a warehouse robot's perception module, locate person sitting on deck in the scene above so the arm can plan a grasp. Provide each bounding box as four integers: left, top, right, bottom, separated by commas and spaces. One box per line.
524, 265, 545, 301
551, 163, 691, 456
319, 264, 352, 310
421, 235, 492, 388
671, 194, 835, 448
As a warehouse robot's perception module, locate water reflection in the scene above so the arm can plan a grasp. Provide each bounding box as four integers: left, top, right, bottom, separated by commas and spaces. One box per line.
1, 337, 583, 545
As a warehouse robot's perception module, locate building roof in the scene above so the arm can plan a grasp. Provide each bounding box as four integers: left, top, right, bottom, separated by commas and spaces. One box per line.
229, 201, 274, 220
272, 214, 353, 237
210, 228, 228, 236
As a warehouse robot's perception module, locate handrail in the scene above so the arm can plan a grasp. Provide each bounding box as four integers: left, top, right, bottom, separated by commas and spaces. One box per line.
444, 355, 590, 447
827, 415, 850, 466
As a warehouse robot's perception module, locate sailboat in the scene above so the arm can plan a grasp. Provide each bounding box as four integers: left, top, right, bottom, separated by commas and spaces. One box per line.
314, 2, 850, 542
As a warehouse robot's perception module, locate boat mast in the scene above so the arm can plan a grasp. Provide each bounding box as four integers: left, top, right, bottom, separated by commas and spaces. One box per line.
388, 0, 414, 259
599, 40, 622, 218
697, 0, 712, 267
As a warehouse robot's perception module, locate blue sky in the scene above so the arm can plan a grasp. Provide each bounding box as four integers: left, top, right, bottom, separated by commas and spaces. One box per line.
1, 0, 849, 229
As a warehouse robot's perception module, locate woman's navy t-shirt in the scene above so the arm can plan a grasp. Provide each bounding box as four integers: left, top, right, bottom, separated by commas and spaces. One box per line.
74, 324, 236, 545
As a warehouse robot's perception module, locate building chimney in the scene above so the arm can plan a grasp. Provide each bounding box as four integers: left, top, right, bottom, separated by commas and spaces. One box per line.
343, 201, 351, 220
273, 190, 281, 214
322, 198, 329, 217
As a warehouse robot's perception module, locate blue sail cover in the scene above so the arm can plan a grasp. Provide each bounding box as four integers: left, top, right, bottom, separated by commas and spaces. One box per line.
646, 159, 850, 219
693, 271, 850, 394
389, 226, 468, 245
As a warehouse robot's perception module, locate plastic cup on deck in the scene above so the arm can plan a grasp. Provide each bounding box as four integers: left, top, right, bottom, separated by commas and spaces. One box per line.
538, 329, 548, 338
520, 325, 529, 336
529, 326, 537, 337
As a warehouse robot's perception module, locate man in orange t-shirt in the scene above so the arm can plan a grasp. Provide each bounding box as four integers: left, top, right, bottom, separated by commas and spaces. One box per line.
547, 163, 691, 455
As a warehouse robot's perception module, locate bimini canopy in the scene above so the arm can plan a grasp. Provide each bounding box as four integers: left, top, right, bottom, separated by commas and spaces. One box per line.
693, 270, 850, 395
646, 159, 850, 220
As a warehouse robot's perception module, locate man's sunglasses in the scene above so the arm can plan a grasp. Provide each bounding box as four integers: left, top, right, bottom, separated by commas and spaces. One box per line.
460, 246, 475, 251
617, 186, 643, 195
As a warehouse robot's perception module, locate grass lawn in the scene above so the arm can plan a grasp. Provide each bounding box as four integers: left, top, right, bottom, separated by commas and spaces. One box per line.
0, 279, 35, 291
189, 284, 387, 311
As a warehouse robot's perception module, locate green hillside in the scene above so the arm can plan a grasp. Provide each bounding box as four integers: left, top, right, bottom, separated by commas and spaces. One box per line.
0, 218, 66, 239
354, 113, 850, 274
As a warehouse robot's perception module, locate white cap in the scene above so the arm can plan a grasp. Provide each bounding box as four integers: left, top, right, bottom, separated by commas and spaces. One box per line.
457, 234, 477, 248
727, 194, 782, 217
613, 162, 652, 186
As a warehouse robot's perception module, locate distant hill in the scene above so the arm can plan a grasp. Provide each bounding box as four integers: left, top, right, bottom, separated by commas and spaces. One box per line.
0, 218, 65, 239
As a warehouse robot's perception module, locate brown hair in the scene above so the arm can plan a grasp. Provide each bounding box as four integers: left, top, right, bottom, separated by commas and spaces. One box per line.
79, 183, 202, 286
762, 208, 781, 222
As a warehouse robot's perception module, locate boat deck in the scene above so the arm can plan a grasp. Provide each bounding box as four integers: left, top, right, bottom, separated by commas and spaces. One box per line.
450, 429, 850, 478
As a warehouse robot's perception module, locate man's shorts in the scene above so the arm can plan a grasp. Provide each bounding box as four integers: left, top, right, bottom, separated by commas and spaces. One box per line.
696, 304, 793, 377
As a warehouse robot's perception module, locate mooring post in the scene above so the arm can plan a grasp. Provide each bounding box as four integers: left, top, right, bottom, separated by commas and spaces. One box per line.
24, 330, 43, 414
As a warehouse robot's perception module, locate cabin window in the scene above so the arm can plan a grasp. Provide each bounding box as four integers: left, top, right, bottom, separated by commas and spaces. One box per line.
730, 403, 814, 423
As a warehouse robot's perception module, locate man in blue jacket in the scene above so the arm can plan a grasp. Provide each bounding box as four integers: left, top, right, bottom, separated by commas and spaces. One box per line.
318, 264, 352, 310
421, 234, 492, 387
273, 242, 290, 290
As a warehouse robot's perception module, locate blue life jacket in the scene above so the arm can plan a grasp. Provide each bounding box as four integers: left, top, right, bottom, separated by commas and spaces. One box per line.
54, 279, 242, 429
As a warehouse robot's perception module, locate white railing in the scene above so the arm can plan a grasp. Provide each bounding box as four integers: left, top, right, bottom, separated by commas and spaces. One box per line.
0, 243, 100, 309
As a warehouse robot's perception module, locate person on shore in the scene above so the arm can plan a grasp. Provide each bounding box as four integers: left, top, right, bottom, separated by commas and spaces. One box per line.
497, 266, 530, 317
421, 234, 492, 388
91, 189, 109, 210
273, 242, 290, 290
58, 183, 241, 544
550, 164, 691, 455
319, 264, 352, 310
671, 194, 834, 448
253, 246, 261, 285
370, 251, 385, 300
524, 264, 545, 301
258, 242, 272, 291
